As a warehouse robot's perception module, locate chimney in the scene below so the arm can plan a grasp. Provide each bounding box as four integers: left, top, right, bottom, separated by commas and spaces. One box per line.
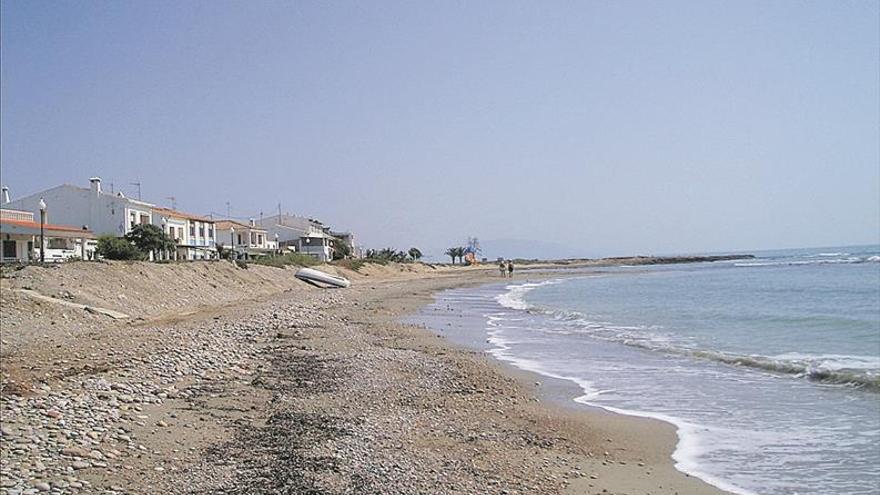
1, 186, 9, 204
249, 218, 256, 227
89, 177, 102, 194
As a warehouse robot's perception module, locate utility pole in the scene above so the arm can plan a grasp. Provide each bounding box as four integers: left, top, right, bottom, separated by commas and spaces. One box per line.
130, 181, 142, 200
226, 201, 231, 219
166, 196, 177, 210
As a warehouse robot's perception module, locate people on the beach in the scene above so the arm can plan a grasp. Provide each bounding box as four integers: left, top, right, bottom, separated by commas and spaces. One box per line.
499, 260, 507, 277
507, 260, 514, 278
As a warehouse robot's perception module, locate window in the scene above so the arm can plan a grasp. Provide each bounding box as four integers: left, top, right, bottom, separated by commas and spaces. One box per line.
237, 234, 242, 245
2, 240, 16, 259
130, 212, 137, 229
258, 234, 263, 245
207, 226, 214, 238
48, 238, 68, 249
199, 224, 205, 237
139, 214, 149, 225
189, 222, 196, 236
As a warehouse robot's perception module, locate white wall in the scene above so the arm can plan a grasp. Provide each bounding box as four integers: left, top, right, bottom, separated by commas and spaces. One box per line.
7, 184, 154, 236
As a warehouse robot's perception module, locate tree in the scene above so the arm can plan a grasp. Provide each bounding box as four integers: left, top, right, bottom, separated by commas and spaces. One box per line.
408, 247, 422, 261
454, 246, 466, 264
95, 235, 144, 260
125, 224, 175, 260
332, 238, 352, 261
445, 247, 458, 264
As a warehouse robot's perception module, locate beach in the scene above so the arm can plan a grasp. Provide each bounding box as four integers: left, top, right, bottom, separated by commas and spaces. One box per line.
1, 260, 727, 494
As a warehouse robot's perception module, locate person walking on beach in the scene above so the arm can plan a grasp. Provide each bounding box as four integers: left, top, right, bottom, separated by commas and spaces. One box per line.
507, 260, 514, 278
499, 259, 507, 277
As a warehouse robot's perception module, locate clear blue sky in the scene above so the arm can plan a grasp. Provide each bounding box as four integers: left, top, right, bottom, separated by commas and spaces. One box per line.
2, 0, 878, 258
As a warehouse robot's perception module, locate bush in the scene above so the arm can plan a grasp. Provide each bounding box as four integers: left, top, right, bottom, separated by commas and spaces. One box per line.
333, 258, 366, 271
95, 235, 144, 260
250, 252, 319, 268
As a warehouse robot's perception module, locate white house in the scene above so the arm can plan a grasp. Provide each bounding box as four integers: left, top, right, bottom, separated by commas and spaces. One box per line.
262, 213, 337, 262
215, 219, 271, 258
5, 177, 155, 237
0, 207, 96, 263
152, 207, 216, 260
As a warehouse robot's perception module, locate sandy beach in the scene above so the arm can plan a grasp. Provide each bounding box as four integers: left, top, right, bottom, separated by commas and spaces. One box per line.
1, 260, 728, 494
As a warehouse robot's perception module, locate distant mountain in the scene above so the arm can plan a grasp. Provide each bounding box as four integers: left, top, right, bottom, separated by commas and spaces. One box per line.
478, 238, 586, 261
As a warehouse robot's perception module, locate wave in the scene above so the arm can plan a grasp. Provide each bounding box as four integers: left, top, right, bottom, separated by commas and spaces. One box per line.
495, 279, 564, 311
495, 282, 880, 391
484, 311, 757, 495
568, 317, 880, 391
734, 256, 879, 267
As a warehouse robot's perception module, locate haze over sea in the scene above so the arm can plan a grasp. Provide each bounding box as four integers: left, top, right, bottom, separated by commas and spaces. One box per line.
412, 245, 880, 495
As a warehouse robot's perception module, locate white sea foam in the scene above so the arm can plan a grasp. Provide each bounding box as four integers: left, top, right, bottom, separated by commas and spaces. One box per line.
486, 306, 757, 495
494, 279, 564, 311
735, 255, 880, 267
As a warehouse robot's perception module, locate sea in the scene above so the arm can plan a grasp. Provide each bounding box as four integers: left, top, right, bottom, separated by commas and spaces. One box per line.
407, 245, 880, 495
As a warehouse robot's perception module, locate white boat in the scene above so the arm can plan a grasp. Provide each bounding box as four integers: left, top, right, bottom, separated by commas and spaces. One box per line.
295, 267, 351, 288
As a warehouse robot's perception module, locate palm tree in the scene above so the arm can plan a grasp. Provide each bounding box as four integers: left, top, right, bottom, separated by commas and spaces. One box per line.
454, 246, 466, 264
445, 247, 458, 264
408, 247, 422, 261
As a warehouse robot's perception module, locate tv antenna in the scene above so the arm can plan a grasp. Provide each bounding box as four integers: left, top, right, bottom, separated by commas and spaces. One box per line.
166, 196, 177, 210
129, 181, 142, 200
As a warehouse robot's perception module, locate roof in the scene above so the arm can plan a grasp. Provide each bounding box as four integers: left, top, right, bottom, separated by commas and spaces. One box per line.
215, 220, 267, 232
152, 207, 212, 222
0, 217, 95, 237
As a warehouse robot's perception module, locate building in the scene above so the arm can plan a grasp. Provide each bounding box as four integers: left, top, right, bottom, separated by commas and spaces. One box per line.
152, 207, 216, 260
214, 219, 271, 258
262, 213, 342, 262
329, 230, 363, 258
0, 206, 96, 263
4, 177, 155, 237
297, 229, 335, 261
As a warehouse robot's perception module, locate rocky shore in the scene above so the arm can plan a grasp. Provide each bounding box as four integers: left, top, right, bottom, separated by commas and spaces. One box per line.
1, 261, 728, 495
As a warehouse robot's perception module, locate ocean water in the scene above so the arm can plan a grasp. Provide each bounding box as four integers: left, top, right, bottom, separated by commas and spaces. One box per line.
409, 245, 880, 495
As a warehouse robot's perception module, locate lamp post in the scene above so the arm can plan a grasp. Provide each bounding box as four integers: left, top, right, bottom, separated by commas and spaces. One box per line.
38, 198, 46, 263
161, 218, 168, 261
274, 233, 279, 255
229, 226, 235, 260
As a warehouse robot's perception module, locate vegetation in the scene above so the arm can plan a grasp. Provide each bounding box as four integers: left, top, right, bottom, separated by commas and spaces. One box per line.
408, 247, 422, 261
331, 238, 352, 261
333, 258, 366, 271
95, 235, 145, 260
125, 224, 175, 260
365, 247, 407, 263
249, 252, 319, 268
445, 246, 465, 264
216, 243, 231, 260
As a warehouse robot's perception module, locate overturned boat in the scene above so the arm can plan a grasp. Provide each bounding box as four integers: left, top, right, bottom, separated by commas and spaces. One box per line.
295, 267, 351, 288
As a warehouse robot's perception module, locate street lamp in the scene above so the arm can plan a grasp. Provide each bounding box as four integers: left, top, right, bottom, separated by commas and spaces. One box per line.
229, 225, 235, 260
274, 233, 279, 255
38, 198, 46, 263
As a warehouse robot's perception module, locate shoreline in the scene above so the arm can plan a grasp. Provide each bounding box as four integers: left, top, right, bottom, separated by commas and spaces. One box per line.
405, 276, 739, 495
1, 261, 729, 494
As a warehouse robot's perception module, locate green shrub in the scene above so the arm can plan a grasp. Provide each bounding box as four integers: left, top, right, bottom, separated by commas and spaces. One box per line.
333, 258, 366, 271
95, 235, 145, 260
250, 252, 319, 268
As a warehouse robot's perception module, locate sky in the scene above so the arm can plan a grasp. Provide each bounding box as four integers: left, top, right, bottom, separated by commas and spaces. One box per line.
2, 0, 878, 259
